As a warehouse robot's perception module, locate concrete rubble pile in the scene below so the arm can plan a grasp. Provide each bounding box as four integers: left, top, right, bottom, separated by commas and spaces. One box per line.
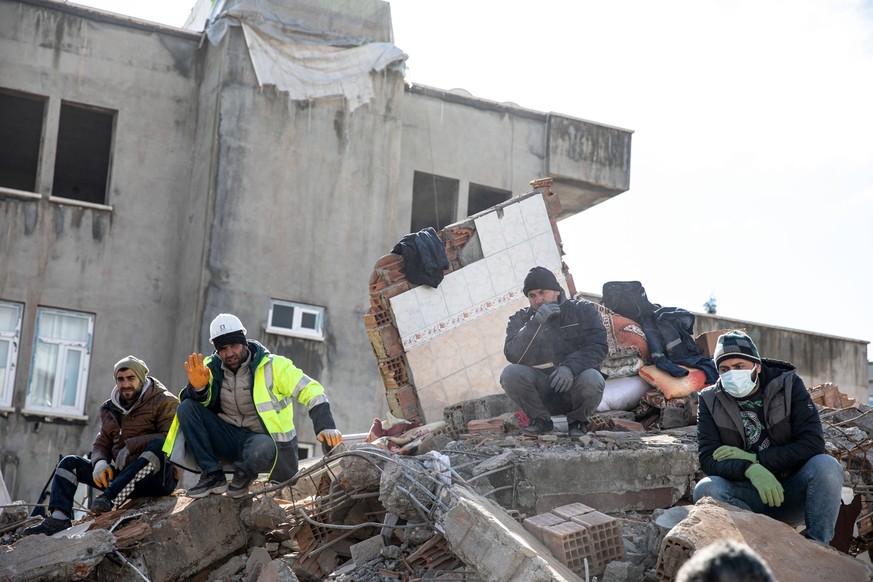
3, 386, 873, 581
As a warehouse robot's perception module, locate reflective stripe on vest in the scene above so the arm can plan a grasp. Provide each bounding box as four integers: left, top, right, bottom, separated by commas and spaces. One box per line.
307, 393, 328, 410
258, 358, 297, 443
292, 374, 313, 399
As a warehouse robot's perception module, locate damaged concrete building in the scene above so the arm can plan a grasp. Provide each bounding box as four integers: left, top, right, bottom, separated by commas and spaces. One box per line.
2, 1, 873, 580
0, 0, 633, 501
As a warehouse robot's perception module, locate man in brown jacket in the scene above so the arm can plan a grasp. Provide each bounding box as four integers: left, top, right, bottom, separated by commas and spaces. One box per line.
23, 355, 179, 536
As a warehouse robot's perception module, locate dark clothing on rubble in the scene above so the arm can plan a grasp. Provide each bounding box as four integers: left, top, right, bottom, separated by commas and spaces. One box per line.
391, 227, 449, 288
601, 281, 717, 383
697, 359, 826, 482
504, 297, 608, 376
645, 307, 718, 383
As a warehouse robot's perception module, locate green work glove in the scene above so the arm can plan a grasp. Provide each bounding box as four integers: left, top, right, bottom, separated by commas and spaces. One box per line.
713, 445, 756, 463
745, 463, 784, 508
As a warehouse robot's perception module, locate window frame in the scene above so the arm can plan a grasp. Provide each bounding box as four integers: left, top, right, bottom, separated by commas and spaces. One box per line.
266, 299, 326, 341
410, 171, 460, 233
0, 301, 24, 410
24, 307, 94, 419
0, 88, 47, 194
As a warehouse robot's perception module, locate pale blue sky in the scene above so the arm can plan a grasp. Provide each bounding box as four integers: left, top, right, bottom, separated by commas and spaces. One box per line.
73, 1, 873, 357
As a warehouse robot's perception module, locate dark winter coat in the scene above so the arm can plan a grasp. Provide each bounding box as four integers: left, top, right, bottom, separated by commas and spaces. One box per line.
697, 359, 826, 482
504, 297, 608, 376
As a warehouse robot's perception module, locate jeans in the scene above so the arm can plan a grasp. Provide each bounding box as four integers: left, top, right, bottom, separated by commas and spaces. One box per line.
693, 453, 844, 543
175, 398, 278, 477
49, 439, 175, 515
500, 364, 605, 426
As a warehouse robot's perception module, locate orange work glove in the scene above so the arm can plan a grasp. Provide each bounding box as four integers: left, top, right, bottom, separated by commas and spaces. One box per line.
184, 353, 211, 390
317, 429, 343, 448
92, 460, 114, 489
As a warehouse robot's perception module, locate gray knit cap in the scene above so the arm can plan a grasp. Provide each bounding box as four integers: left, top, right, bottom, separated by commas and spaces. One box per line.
713, 331, 761, 366
114, 355, 149, 385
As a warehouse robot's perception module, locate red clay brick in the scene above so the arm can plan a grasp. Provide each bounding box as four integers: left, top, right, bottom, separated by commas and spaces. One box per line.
522, 512, 565, 543
540, 521, 594, 576
551, 502, 596, 521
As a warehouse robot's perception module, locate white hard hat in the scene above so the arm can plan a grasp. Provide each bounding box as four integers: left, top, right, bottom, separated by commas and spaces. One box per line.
209, 313, 247, 342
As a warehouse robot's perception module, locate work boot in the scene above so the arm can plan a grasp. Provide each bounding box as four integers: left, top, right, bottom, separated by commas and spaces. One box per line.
568, 420, 588, 439
227, 470, 255, 499
187, 471, 227, 498
90, 494, 113, 515
22, 516, 71, 537
522, 417, 554, 436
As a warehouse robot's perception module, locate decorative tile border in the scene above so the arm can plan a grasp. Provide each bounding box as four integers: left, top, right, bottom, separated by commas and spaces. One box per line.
401, 286, 522, 350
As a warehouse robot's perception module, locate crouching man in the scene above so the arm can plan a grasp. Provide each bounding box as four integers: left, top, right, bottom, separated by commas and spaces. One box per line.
501, 266, 608, 439
24, 356, 179, 536
163, 314, 343, 498
693, 331, 844, 543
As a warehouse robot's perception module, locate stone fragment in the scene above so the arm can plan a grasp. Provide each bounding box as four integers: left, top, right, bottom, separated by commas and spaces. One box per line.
656, 498, 873, 582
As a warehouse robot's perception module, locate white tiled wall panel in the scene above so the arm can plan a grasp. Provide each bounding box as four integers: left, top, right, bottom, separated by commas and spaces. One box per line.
386, 193, 567, 422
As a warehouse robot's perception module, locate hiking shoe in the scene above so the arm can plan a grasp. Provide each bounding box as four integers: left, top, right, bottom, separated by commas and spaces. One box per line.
227, 470, 255, 499
22, 516, 71, 537
187, 471, 227, 498
90, 494, 114, 515
568, 420, 588, 439
522, 417, 554, 435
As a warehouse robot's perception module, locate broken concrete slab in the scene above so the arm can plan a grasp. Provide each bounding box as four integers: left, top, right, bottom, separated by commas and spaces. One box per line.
488, 442, 698, 514
90, 494, 250, 581
656, 497, 873, 582
439, 486, 580, 582
350, 534, 384, 565
0, 528, 115, 581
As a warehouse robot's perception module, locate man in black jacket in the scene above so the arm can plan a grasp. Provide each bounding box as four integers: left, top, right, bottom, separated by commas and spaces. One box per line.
501, 266, 608, 438
693, 331, 844, 543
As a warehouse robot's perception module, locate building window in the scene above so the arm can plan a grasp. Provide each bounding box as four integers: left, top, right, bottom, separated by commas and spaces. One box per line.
0, 301, 24, 409
298, 442, 315, 460
267, 300, 325, 341
25, 308, 94, 417
411, 171, 459, 233
468, 183, 511, 217
0, 90, 46, 193
52, 102, 115, 205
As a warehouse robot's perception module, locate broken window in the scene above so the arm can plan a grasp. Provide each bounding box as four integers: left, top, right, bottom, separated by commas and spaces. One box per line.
0, 301, 23, 409
0, 89, 46, 193
411, 171, 458, 233
267, 299, 325, 341
468, 183, 511, 216
25, 307, 93, 417
52, 101, 115, 205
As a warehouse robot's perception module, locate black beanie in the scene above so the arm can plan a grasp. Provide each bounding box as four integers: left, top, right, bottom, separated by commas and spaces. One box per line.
213, 330, 247, 350
523, 266, 562, 296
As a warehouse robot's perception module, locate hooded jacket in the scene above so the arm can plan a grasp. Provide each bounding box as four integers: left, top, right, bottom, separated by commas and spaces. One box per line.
91, 377, 179, 467
504, 296, 608, 376
697, 358, 826, 482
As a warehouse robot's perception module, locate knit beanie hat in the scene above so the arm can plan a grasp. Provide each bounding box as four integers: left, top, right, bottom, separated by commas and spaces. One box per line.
713, 331, 761, 366
523, 267, 562, 296
114, 355, 149, 385
213, 330, 247, 350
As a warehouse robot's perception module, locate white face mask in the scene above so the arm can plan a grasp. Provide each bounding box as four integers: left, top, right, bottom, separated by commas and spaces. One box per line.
720, 368, 758, 398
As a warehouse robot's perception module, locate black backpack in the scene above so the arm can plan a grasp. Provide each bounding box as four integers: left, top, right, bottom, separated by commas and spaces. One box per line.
602, 281, 658, 322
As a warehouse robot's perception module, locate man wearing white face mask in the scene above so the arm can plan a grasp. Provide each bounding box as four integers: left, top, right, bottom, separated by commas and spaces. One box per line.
693, 331, 844, 544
